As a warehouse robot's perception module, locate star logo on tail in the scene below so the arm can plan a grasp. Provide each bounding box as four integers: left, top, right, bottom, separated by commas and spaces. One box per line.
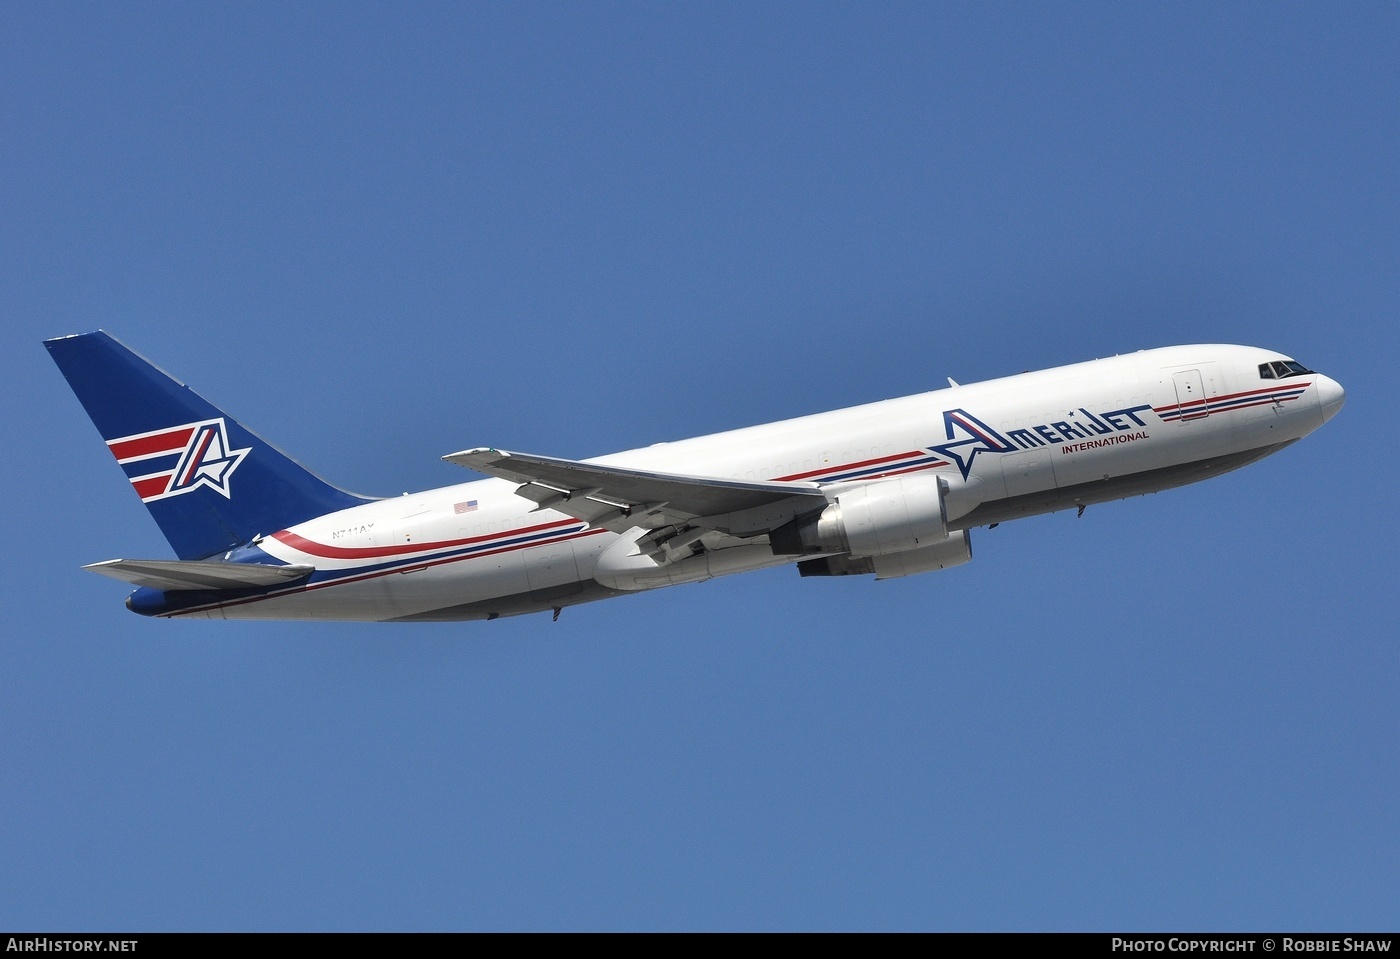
166, 420, 250, 498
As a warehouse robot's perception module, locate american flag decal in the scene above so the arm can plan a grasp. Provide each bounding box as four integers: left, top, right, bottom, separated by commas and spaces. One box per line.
454, 500, 479, 514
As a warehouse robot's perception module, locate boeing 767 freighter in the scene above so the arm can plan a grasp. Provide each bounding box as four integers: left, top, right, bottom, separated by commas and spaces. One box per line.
46, 332, 1343, 621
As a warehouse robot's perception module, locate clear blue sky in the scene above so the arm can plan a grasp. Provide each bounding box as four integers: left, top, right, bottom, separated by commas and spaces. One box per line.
3, 1, 1395, 931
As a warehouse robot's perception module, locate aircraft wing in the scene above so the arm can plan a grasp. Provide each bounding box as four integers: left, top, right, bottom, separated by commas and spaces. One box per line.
84, 558, 315, 591
443, 447, 827, 537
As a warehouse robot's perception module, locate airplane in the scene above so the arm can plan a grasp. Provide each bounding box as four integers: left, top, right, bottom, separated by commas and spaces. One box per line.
45, 332, 1344, 622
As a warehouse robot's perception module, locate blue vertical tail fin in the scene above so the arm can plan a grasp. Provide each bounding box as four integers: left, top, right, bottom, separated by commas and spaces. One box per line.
45, 331, 373, 560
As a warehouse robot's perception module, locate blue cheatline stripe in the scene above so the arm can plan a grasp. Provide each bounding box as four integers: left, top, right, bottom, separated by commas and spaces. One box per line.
296, 523, 593, 586
161, 524, 605, 617
1159, 389, 1308, 421
819, 455, 945, 484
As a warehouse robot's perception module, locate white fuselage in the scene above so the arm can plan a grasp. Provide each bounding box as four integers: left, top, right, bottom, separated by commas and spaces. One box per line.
169, 345, 1342, 620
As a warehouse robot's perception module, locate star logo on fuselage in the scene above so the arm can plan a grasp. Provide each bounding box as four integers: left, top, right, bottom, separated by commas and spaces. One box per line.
931, 409, 1016, 480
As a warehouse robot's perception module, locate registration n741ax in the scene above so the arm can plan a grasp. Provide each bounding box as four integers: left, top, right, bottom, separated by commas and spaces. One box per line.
46, 333, 1343, 621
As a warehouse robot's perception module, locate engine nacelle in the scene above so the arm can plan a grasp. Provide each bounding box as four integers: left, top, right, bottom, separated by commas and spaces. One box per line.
770, 476, 949, 557
870, 528, 972, 579
797, 528, 972, 579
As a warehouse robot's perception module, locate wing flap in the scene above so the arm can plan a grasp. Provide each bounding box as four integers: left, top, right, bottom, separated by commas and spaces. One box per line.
443, 447, 827, 534
84, 559, 314, 591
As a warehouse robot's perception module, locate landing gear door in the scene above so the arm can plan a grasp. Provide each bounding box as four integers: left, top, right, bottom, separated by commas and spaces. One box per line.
1172, 369, 1209, 421
1000, 447, 1056, 499
526, 539, 583, 603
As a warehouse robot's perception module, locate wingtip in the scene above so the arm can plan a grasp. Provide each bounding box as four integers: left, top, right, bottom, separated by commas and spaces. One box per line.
443, 447, 506, 465
82, 559, 123, 577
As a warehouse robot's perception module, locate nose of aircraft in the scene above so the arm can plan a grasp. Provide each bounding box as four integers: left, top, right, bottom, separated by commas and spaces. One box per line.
1315, 374, 1346, 423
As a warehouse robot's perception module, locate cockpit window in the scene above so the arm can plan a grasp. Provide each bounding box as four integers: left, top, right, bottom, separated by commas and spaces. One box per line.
1259, 360, 1314, 379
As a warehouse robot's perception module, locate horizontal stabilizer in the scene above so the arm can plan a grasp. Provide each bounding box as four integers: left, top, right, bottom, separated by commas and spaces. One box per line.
83, 558, 314, 592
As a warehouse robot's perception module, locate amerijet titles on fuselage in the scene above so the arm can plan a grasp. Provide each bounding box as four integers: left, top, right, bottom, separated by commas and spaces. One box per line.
46, 333, 1344, 621
932, 404, 1154, 478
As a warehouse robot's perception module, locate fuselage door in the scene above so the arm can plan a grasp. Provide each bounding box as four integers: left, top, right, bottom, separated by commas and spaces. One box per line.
1172, 369, 1209, 421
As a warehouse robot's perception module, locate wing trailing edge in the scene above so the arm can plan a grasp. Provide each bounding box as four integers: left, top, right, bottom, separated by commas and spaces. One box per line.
444, 447, 827, 536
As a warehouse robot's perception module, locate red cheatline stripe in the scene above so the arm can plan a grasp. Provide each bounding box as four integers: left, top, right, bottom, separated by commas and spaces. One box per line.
856, 463, 945, 482
1158, 391, 1307, 419
168, 527, 612, 617
1158, 398, 1206, 414
1153, 382, 1311, 414
777, 450, 924, 482
1213, 381, 1310, 403
1214, 392, 1302, 409
132, 475, 171, 499
1216, 397, 1297, 414
272, 517, 582, 560
109, 427, 195, 462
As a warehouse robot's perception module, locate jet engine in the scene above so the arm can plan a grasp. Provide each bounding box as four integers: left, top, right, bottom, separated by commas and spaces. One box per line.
770, 476, 973, 579
769, 476, 949, 557
796, 529, 972, 579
